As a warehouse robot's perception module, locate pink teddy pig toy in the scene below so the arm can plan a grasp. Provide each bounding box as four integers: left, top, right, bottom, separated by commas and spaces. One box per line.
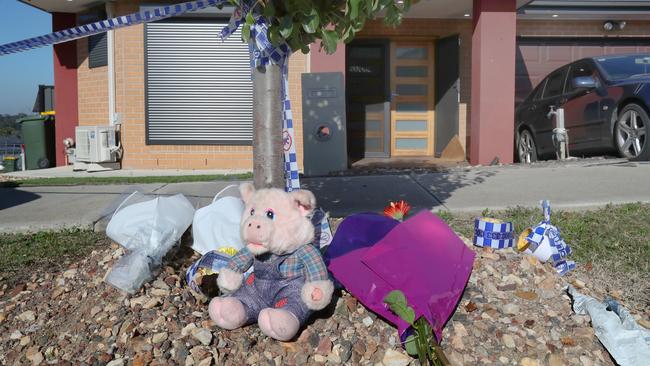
208, 183, 333, 341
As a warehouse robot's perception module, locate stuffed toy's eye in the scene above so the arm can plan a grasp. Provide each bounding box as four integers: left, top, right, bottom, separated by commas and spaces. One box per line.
265, 210, 275, 220
250, 208, 255, 216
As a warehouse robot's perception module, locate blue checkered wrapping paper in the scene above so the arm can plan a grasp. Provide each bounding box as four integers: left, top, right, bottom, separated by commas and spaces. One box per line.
185, 250, 232, 294
0, 0, 226, 55
525, 200, 576, 275
220, 1, 300, 192
473, 218, 515, 249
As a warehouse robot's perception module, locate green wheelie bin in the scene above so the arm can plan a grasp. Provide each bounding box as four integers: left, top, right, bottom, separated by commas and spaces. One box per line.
19, 115, 56, 170
2, 156, 18, 172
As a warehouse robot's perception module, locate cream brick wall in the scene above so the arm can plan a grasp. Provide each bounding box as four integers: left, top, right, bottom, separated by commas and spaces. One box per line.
75, 0, 307, 171
77, 34, 109, 127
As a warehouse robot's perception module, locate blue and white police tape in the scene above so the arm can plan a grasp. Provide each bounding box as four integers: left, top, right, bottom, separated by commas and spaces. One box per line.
0, 0, 226, 56
220, 1, 300, 192
520, 200, 575, 276
473, 217, 515, 249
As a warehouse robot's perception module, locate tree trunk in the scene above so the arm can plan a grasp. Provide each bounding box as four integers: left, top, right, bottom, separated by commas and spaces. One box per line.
252, 64, 284, 189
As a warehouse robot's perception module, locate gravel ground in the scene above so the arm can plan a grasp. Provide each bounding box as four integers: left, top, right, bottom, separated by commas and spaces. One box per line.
2, 230, 647, 366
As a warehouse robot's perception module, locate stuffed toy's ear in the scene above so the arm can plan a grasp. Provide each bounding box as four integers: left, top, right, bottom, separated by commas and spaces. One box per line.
289, 189, 316, 217
239, 183, 256, 205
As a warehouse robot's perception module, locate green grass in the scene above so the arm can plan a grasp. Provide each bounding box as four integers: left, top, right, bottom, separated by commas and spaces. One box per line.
0, 172, 252, 187
437, 203, 650, 310
0, 228, 108, 285
437, 203, 650, 273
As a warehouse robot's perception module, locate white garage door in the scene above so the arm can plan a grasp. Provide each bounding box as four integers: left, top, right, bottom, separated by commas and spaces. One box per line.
145, 19, 252, 144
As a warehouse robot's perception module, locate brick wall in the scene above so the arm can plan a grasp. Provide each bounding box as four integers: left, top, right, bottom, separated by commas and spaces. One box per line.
288, 52, 308, 170
77, 33, 109, 127
75, 0, 307, 171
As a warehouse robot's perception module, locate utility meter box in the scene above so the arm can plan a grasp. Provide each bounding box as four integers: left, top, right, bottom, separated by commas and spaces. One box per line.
301, 72, 348, 176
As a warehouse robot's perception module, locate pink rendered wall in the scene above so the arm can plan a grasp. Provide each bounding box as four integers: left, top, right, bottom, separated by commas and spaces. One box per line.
309, 43, 346, 76
52, 13, 79, 166
470, 0, 517, 165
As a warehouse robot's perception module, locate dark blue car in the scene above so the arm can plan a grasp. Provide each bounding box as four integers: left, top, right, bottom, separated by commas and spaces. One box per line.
515, 53, 650, 163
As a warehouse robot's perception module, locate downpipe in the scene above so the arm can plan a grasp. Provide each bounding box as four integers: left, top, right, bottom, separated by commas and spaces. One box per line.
106, 2, 117, 126
106, 2, 123, 164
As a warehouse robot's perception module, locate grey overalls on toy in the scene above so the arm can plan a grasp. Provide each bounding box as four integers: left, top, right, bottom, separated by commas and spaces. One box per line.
225, 244, 330, 326
232, 254, 310, 324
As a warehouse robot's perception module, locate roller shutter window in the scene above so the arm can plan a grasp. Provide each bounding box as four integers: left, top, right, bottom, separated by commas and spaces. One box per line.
88, 33, 108, 68
145, 19, 253, 145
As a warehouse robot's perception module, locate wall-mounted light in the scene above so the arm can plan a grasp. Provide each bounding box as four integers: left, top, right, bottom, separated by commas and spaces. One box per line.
603, 20, 626, 32
463, 13, 470, 17
551, 14, 559, 18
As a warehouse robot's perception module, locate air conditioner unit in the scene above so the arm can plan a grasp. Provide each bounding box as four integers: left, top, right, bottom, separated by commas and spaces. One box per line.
75, 126, 118, 163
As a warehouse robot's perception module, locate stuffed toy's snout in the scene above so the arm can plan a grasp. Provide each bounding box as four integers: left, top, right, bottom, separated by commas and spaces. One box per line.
241, 213, 273, 252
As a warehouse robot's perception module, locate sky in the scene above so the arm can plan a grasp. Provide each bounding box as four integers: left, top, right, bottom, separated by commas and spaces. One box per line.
0, 1, 53, 115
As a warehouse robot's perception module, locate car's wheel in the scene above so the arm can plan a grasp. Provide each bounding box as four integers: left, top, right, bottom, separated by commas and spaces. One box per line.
615, 103, 648, 160
517, 129, 538, 163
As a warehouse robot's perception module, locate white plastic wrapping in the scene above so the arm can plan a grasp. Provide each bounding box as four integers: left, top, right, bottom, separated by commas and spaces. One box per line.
105, 192, 195, 294
191, 185, 245, 256
568, 285, 650, 366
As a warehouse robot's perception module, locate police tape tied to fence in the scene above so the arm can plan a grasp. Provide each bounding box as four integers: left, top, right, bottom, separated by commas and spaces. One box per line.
0, 0, 301, 192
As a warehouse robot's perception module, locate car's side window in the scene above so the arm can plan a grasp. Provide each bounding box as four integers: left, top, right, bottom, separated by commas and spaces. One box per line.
542, 68, 567, 99
565, 62, 595, 94
532, 80, 546, 101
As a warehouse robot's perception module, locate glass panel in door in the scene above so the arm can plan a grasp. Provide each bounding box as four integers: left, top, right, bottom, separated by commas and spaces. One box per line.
390, 42, 434, 156
346, 41, 390, 159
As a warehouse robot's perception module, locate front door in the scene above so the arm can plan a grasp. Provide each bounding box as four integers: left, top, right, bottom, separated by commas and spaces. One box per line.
390, 41, 435, 156
346, 41, 391, 159
434, 35, 460, 156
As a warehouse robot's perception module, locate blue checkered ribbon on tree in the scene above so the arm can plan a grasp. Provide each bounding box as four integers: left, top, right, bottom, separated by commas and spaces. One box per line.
525, 200, 576, 275
220, 1, 300, 192
0, 0, 225, 55
473, 218, 515, 249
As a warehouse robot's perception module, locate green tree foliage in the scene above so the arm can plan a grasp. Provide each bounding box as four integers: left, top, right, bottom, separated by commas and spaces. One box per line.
230, 0, 412, 54
0, 113, 27, 137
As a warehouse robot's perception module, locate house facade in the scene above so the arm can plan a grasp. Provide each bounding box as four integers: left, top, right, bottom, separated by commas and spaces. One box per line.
23, 0, 650, 171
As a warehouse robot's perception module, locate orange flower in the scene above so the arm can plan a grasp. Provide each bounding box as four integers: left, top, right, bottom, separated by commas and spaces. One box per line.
383, 200, 411, 221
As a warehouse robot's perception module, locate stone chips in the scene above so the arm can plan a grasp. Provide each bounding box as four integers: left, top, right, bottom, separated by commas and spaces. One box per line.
0, 238, 638, 365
